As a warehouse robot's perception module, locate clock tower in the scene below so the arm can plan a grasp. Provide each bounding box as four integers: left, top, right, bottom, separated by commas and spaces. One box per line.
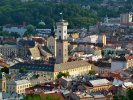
56, 20, 68, 63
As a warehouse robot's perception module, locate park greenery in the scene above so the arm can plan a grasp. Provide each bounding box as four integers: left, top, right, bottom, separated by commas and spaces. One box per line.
0, 0, 99, 29
57, 72, 70, 78
0, 31, 20, 38
1, 67, 9, 74
19, 68, 28, 73
88, 70, 96, 75
0, 0, 132, 29
114, 88, 133, 100
23, 24, 36, 36
24, 94, 60, 100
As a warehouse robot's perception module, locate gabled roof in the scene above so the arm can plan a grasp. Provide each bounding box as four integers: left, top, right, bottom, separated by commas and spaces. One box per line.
54, 60, 91, 72
125, 56, 133, 61
93, 62, 111, 68
10, 63, 55, 72
41, 46, 53, 55
89, 79, 110, 87
18, 39, 35, 47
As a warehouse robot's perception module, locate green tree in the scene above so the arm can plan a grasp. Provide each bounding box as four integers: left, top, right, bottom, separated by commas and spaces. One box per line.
115, 32, 120, 37
0, 1, 98, 28
19, 68, 28, 73
127, 88, 133, 100
114, 88, 133, 100
24, 94, 40, 100
1, 67, 9, 74
102, 50, 106, 56
57, 72, 70, 78
108, 50, 113, 55
113, 95, 128, 100
88, 70, 96, 75
10, 32, 20, 38
24, 94, 60, 100
41, 95, 60, 100
23, 24, 36, 37
65, 72, 70, 77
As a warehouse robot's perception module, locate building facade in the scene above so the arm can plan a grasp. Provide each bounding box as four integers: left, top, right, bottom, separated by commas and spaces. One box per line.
111, 56, 133, 71
9, 60, 92, 80
47, 36, 57, 57
89, 79, 112, 92
0, 73, 6, 92
120, 13, 133, 25
6, 80, 31, 94
17, 39, 35, 58
83, 35, 106, 46
90, 61, 111, 74
0, 45, 17, 58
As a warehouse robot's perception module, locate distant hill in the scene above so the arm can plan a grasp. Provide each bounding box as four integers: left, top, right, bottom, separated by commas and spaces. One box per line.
0, 0, 132, 28
0, 0, 98, 28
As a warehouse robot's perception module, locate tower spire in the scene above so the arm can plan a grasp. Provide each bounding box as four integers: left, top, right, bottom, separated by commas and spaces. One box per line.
60, 12, 63, 21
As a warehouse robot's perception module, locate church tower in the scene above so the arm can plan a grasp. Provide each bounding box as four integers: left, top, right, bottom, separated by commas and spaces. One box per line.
0, 72, 6, 92
56, 19, 68, 63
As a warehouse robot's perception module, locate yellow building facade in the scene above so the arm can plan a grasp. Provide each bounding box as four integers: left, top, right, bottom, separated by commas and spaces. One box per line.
0, 72, 6, 92
6, 80, 31, 94
10, 60, 93, 80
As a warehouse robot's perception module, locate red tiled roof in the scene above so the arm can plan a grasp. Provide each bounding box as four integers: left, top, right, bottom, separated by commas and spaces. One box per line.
0, 62, 9, 67
32, 37, 46, 44
125, 56, 133, 60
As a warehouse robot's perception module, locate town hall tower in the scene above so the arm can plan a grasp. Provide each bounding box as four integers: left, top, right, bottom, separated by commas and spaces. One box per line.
56, 20, 68, 63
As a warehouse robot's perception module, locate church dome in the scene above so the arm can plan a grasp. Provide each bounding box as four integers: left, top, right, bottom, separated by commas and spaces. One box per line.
38, 20, 45, 26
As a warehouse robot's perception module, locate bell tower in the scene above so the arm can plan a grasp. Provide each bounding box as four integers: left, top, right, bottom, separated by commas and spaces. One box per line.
56, 19, 68, 63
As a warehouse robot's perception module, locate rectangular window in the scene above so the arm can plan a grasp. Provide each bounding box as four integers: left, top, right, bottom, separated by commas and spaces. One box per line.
59, 36, 61, 40
59, 30, 61, 33
59, 49, 61, 56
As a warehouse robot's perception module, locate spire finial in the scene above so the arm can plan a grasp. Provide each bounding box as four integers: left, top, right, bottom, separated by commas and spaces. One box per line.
60, 12, 63, 21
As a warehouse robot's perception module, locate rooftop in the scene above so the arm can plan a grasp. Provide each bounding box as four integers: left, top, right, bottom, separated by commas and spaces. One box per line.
7, 79, 30, 85
0, 92, 24, 100
89, 79, 110, 86
113, 56, 133, 61
93, 94, 105, 98
93, 61, 111, 68
10, 60, 91, 72
55, 60, 91, 71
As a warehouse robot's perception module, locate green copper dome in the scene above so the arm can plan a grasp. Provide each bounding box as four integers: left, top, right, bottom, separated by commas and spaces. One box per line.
38, 20, 45, 26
